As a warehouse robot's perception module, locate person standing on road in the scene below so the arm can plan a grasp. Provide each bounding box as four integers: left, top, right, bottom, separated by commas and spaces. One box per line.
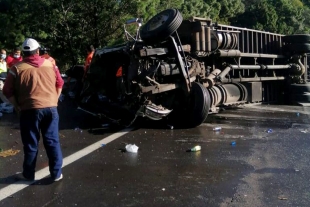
40, 47, 56, 66
0, 49, 7, 78
3, 38, 64, 182
83, 45, 95, 79
6, 47, 23, 68
0, 49, 7, 90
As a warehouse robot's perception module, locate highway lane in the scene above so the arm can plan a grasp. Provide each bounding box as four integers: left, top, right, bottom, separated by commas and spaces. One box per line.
1, 99, 310, 206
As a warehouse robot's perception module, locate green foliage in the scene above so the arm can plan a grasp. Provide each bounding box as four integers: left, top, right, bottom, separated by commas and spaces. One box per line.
0, 0, 310, 71
233, 0, 306, 34
180, 0, 218, 19
216, 0, 245, 24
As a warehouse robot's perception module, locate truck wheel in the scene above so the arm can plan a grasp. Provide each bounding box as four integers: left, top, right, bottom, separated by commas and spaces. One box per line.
290, 93, 310, 103
140, 9, 183, 42
186, 82, 211, 127
289, 83, 310, 94
283, 43, 310, 53
288, 84, 310, 104
283, 34, 310, 44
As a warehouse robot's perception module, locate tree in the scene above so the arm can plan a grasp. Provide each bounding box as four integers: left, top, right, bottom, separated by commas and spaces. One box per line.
136, 0, 161, 21
233, 0, 306, 34
216, 0, 245, 24
180, 0, 220, 20
269, 0, 304, 34
1, 0, 310, 71
0, 0, 140, 70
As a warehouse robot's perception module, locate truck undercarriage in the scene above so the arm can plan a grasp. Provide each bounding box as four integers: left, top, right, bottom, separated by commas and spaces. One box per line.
76, 9, 310, 128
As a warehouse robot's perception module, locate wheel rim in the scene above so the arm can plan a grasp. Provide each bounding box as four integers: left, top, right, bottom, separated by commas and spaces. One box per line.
146, 12, 170, 31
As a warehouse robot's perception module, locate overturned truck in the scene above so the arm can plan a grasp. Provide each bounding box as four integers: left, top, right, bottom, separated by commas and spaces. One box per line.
78, 9, 310, 127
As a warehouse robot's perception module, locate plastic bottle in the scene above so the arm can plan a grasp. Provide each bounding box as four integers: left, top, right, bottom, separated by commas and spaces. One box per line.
231, 141, 236, 146
213, 127, 222, 131
190, 145, 201, 152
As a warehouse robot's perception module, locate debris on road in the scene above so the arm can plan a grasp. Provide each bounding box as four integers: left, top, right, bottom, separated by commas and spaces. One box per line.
278, 196, 288, 200
231, 141, 236, 146
187, 145, 201, 152
59, 133, 66, 138
74, 127, 83, 133
213, 127, 222, 131
0, 149, 21, 157
125, 144, 139, 153
267, 129, 273, 133
167, 125, 174, 130
0, 103, 14, 113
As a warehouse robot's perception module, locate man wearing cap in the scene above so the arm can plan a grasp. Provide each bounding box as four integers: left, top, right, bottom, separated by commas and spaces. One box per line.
3, 38, 64, 182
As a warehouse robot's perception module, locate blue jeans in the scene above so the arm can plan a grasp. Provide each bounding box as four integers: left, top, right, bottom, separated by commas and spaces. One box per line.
20, 107, 63, 179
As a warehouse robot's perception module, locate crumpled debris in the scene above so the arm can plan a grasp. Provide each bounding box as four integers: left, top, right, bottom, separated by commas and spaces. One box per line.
125, 144, 139, 153
74, 127, 83, 133
0, 149, 21, 157
0, 102, 14, 113
278, 196, 288, 200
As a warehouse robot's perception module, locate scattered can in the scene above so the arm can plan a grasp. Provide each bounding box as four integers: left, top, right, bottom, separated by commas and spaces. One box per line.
188, 145, 201, 152
213, 127, 222, 131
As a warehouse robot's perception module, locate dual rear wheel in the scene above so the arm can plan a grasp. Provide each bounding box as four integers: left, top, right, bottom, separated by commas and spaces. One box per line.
141, 10, 210, 127
283, 34, 310, 54
169, 82, 211, 128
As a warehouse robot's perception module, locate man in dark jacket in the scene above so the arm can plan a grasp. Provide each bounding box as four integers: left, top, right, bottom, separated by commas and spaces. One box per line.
3, 38, 64, 182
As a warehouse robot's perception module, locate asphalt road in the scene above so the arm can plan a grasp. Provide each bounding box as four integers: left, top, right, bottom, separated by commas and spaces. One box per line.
0, 97, 310, 207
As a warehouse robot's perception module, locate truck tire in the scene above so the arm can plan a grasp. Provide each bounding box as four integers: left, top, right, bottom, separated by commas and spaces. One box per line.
290, 93, 310, 103
289, 83, 310, 94
283, 34, 310, 44
283, 43, 310, 54
186, 82, 211, 127
140, 9, 183, 43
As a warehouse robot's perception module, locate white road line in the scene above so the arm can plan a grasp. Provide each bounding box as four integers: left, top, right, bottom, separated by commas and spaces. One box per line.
0, 127, 133, 201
